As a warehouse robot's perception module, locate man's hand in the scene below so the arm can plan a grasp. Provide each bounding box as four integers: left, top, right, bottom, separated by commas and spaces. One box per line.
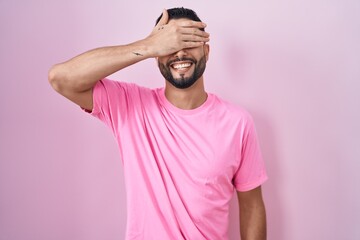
144, 9, 210, 57
48, 8, 210, 109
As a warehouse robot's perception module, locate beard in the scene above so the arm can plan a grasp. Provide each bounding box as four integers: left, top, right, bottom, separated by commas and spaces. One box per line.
158, 55, 206, 89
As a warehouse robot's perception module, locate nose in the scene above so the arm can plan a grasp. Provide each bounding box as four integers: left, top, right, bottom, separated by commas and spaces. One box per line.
173, 49, 188, 59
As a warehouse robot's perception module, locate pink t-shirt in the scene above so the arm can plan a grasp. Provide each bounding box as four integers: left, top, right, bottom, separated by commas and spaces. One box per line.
82, 78, 268, 240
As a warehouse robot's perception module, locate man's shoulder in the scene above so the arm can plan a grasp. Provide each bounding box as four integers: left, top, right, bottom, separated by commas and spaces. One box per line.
100, 78, 154, 94
211, 93, 253, 120
100, 78, 143, 89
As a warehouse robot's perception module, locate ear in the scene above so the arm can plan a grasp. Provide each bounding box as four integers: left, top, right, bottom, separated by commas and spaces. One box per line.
203, 43, 210, 62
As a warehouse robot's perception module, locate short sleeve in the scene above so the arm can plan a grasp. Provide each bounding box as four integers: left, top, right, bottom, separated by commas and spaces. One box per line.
81, 78, 138, 134
233, 115, 268, 192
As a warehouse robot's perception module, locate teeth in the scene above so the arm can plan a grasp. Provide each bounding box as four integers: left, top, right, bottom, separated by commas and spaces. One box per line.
173, 63, 191, 69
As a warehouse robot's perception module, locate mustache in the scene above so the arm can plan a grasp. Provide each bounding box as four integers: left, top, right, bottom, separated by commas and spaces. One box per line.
166, 57, 197, 67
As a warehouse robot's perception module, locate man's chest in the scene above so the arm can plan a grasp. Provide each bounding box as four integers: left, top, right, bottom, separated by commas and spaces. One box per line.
135, 110, 242, 181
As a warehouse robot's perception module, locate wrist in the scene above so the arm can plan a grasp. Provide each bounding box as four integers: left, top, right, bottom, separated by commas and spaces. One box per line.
131, 38, 157, 58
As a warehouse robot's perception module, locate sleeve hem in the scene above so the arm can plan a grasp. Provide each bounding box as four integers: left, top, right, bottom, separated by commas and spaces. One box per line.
80, 80, 103, 116
80, 106, 99, 116
234, 174, 268, 192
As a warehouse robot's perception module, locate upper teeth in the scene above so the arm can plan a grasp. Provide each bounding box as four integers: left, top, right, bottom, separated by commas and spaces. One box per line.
173, 63, 191, 69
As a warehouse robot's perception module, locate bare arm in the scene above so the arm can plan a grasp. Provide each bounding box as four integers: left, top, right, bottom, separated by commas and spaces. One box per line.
49, 42, 149, 93
48, 9, 209, 111
48, 42, 151, 110
237, 186, 267, 240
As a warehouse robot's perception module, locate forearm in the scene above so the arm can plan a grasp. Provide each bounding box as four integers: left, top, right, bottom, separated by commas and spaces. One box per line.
48, 39, 152, 92
239, 200, 267, 240
48, 11, 209, 93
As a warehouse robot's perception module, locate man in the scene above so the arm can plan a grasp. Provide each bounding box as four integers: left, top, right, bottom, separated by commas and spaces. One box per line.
48, 7, 268, 240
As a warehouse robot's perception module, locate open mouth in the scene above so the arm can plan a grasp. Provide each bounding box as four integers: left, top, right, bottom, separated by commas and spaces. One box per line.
169, 60, 194, 73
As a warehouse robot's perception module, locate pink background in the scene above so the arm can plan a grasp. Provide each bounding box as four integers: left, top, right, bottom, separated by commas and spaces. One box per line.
1, 0, 359, 239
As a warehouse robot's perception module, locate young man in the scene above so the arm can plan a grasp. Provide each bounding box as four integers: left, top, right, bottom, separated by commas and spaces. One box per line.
49, 7, 268, 240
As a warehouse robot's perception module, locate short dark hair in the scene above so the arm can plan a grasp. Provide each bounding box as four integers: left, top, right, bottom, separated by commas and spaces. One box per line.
155, 7, 205, 31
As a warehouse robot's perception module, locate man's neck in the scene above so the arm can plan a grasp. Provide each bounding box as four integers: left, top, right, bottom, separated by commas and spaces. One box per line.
164, 78, 207, 110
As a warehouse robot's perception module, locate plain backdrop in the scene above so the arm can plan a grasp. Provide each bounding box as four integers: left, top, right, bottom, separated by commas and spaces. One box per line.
1, 0, 359, 239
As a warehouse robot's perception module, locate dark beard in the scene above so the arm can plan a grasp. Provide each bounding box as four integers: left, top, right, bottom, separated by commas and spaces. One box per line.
158, 55, 206, 89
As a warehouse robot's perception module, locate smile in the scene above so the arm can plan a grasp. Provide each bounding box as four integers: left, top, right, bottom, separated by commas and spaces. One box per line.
170, 61, 194, 71
172, 62, 192, 69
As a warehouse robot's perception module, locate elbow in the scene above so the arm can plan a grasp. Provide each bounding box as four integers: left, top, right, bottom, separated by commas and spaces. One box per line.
48, 64, 90, 93
48, 64, 66, 92
48, 65, 58, 84
48, 64, 77, 93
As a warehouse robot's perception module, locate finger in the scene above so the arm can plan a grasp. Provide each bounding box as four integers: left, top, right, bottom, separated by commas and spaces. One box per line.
156, 9, 169, 26
181, 35, 210, 43
180, 28, 210, 37
180, 20, 207, 29
182, 41, 207, 49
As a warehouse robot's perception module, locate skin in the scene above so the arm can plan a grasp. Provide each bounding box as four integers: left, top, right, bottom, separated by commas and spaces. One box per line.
238, 186, 267, 240
48, 9, 266, 239
156, 17, 210, 110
